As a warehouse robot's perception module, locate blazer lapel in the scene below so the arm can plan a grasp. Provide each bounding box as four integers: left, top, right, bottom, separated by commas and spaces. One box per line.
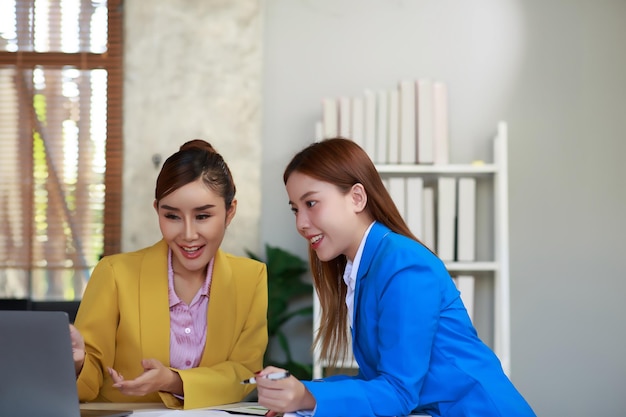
139, 240, 171, 364
203, 249, 235, 363
352, 222, 390, 359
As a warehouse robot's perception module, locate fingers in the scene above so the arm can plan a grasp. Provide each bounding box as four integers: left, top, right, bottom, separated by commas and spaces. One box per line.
108, 359, 170, 396
257, 374, 316, 414
257, 366, 286, 375
109, 367, 147, 396
108, 367, 124, 384
69, 324, 85, 349
69, 325, 85, 375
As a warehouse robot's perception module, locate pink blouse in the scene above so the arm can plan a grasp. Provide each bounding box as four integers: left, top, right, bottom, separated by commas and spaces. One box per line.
167, 250, 213, 370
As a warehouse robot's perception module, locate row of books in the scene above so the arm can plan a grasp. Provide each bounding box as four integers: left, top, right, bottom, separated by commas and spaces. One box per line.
383, 175, 477, 321
452, 275, 476, 322
315, 78, 450, 165
382, 176, 476, 262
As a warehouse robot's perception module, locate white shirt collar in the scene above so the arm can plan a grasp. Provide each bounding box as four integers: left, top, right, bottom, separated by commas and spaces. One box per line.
343, 221, 375, 327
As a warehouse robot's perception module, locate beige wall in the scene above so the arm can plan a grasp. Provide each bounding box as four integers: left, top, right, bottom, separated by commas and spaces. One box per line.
122, 0, 263, 256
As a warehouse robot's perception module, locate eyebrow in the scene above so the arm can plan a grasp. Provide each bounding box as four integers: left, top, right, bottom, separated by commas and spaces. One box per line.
288, 191, 317, 206
160, 204, 215, 211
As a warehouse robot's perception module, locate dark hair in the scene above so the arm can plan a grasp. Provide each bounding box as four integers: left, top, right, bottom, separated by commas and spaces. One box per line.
283, 137, 420, 367
155, 139, 236, 209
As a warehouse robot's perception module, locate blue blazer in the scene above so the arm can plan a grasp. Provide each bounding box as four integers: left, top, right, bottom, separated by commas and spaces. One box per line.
303, 222, 535, 417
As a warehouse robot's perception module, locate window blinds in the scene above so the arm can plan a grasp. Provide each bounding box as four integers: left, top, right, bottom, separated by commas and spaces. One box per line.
0, 0, 122, 300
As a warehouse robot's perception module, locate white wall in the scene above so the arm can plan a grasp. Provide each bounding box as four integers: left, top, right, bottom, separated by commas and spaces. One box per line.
123, 0, 263, 256
260, 1, 626, 416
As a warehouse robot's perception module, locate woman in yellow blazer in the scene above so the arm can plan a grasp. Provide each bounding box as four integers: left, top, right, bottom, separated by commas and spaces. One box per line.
70, 140, 268, 410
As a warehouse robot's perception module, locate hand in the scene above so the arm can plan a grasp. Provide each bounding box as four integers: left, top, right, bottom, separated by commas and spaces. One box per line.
69, 324, 85, 376
108, 358, 183, 397
256, 366, 316, 415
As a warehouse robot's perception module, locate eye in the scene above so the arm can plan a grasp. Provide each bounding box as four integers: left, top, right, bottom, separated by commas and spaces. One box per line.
289, 205, 298, 215
196, 213, 211, 220
164, 213, 180, 220
305, 200, 317, 208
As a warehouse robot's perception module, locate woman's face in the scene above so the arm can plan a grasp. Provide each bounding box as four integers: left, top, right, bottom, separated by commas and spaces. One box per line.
155, 178, 236, 277
286, 171, 365, 262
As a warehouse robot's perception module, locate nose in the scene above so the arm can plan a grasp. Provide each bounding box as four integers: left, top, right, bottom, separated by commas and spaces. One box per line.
295, 211, 309, 235
183, 218, 198, 241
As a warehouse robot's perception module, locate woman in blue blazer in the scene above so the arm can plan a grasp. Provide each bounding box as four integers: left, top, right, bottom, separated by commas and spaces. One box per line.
256, 138, 536, 417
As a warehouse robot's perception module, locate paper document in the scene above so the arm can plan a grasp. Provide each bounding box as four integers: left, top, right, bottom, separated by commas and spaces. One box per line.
129, 402, 268, 416
130, 410, 229, 416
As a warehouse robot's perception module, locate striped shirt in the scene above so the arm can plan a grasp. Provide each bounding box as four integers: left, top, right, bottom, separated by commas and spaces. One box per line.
167, 249, 213, 370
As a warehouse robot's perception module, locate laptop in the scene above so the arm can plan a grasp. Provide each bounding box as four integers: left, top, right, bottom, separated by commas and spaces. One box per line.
0, 310, 132, 417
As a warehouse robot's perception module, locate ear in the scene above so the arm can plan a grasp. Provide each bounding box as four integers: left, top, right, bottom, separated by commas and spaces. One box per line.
225, 198, 237, 227
350, 183, 368, 213
153, 200, 158, 212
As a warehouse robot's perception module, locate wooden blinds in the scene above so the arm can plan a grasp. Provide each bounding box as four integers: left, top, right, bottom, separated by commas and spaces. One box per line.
0, 0, 122, 300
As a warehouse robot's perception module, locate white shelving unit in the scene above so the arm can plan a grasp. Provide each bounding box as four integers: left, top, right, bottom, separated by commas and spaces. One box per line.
312, 121, 511, 379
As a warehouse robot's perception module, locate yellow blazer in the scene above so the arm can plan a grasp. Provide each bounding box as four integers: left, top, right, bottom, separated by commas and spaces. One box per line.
75, 240, 268, 409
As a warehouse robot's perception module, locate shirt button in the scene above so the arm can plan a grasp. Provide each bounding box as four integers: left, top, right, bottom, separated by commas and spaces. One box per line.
184, 327, 191, 334
185, 360, 191, 366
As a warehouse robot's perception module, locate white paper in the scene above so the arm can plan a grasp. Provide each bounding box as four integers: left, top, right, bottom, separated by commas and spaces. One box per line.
131, 410, 229, 416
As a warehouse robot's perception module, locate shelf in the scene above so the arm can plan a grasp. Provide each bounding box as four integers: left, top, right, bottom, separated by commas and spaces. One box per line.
444, 261, 498, 272
375, 163, 497, 175
312, 121, 511, 379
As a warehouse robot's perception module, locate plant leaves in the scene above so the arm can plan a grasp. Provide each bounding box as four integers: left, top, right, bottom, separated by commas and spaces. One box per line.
246, 243, 314, 378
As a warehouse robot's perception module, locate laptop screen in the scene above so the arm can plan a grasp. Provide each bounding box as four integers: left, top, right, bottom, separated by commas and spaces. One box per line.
0, 310, 131, 417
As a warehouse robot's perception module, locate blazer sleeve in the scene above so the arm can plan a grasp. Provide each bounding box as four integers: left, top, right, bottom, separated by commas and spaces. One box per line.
77, 245, 170, 405
160, 259, 269, 409
303, 244, 444, 417
75, 256, 124, 401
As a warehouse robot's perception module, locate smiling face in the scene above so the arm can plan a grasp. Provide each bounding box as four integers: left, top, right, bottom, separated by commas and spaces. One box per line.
286, 171, 371, 262
155, 178, 236, 278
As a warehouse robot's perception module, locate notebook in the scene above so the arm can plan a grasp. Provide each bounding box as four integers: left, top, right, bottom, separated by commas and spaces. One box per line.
0, 310, 132, 417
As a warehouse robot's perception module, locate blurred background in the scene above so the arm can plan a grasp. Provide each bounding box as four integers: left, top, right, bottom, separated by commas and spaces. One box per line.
1, 1, 625, 415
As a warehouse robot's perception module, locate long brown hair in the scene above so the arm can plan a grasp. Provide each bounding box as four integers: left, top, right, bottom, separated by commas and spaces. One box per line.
155, 139, 236, 209
283, 138, 420, 367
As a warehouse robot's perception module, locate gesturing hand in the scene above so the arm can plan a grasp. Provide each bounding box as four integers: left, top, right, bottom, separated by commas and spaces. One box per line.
108, 358, 183, 397
69, 324, 85, 376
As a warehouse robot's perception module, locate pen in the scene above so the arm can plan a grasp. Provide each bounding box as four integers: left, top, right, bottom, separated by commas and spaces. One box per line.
240, 371, 290, 384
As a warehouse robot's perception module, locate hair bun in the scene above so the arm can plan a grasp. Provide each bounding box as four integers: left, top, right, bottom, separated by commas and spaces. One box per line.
180, 139, 217, 153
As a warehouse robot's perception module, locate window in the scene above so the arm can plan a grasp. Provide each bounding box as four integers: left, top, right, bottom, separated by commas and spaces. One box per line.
0, 0, 122, 300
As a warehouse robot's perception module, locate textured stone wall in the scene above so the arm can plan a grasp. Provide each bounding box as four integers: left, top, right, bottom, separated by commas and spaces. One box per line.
122, 0, 263, 256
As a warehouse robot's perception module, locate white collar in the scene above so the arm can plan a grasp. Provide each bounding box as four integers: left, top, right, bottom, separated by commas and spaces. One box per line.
343, 221, 375, 293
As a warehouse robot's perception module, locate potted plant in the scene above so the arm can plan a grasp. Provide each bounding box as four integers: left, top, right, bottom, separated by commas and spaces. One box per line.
246, 244, 313, 380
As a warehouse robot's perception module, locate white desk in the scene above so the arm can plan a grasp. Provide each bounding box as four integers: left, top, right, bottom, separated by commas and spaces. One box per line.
81, 402, 266, 416
80, 402, 430, 416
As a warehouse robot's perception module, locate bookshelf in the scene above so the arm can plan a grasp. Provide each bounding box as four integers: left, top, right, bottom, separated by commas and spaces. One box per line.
311, 121, 511, 379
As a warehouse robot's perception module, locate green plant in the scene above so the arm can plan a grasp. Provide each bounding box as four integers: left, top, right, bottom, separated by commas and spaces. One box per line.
246, 244, 314, 380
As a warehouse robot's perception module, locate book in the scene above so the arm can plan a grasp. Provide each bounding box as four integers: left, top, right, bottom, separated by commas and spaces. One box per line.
399, 79, 416, 164
422, 186, 435, 251
210, 402, 269, 416
351, 96, 365, 149
387, 87, 400, 164
433, 82, 450, 165
416, 78, 434, 164
406, 177, 424, 238
456, 177, 476, 261
363, 89, 377, 159
375, 89, 389, 164
338, 96, 351, 139
453, 275, 475, 322
314, 121, 323, 142
436, 177, 456, 261
322, 98, 338, 139
387, 176, 406, 220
